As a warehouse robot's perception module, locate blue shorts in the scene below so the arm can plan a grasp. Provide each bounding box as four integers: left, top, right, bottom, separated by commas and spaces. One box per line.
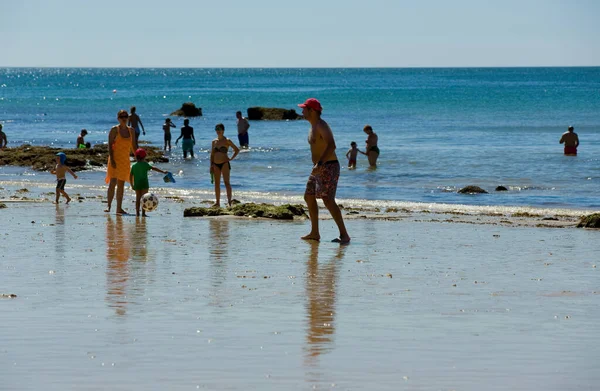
238, 132, 249, 146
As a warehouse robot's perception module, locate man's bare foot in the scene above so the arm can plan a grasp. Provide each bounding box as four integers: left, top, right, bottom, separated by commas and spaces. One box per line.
211, 203, 220, 208
104, 207, 111, 213
331, 235, 351, 244
65, 198, 71, 204
142, 212, 147, 217
301, 234, 320, 241
116, 209, 128, 215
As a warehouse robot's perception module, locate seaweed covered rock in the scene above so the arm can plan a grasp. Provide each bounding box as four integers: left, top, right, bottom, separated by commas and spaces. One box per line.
458, 185, 488, 194
170, 102, 202, 117
184, 203, 306, 220
0, 144, 167, 172
247, 107, 303, 120
577, 213, 600, 228
0, 203, 6, 209
495, 186, 508, 191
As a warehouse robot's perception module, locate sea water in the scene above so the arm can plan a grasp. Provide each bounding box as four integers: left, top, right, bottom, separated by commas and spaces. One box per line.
1, 67, 599, 211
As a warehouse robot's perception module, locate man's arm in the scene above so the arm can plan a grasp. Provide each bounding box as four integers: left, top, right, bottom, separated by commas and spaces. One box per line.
559, 134, 565, 144
575, 134, 580, 148
139, 117, 145, 134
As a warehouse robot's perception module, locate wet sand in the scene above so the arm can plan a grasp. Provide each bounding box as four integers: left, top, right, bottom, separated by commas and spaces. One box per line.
1, 187, 599, 390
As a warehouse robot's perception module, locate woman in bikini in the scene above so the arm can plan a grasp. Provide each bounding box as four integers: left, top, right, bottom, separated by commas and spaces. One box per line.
359, 124, 379, 168
210, 123, 240, 207
105, 109, 136, 215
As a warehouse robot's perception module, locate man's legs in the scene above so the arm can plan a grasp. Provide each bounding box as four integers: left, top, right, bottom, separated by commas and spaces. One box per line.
302, 193, 320, 241
322, 197, 350, 243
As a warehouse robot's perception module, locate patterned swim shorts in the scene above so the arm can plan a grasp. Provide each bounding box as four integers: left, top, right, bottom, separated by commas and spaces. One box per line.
305, 160, 340, 199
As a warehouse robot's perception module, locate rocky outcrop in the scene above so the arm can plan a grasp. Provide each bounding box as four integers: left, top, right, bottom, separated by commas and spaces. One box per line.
577, 213, 600, 228
458, 185, 488, 194
247, 107, 303, 120
0, 144, 167, 172
170, 102, 202, 117
495, 186, 508, 191
184, 203, 306, 220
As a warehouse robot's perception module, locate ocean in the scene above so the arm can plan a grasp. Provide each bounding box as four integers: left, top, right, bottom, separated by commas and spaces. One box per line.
1, 67, 599, 212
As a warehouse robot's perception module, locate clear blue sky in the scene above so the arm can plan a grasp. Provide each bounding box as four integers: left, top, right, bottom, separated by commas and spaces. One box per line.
1, 0, 598, 67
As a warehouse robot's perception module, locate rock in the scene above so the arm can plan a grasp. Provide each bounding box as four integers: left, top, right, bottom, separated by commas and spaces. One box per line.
495, 186, 508, 191
0, 293, 17, 298
458, 185, 488, 194
170, 102, 202, 117
0, 203, 6, 209
0, 144, 167, 172
184, 203, 306, 220
577, 213, 600, 228
247, 107, 303, 120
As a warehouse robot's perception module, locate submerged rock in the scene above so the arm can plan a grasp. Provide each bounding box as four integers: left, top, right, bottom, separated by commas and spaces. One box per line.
0, 203, 6, 209
247, 107, 303, 120
458, 185, 488, 194
184, 203, 306, 220
495, 186, 508, 191
170, 102, 202, 117
0, 144, 167, 172
577, 213, 600, 228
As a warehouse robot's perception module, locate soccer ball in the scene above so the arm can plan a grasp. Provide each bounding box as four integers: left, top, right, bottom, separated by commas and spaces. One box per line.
142, 193, 159, 212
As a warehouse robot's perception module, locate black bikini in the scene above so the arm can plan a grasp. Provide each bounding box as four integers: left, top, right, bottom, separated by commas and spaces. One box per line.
213, 161, 230, 170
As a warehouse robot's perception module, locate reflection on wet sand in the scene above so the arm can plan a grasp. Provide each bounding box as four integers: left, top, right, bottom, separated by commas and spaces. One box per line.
208, 219, 230, 306
105, 215, 131, 316
304, 242, 345, 366
54, 204, 66, 256
105, 216, 151, 317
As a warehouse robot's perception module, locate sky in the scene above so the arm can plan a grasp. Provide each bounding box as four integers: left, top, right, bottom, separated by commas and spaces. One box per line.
1, 0, 599, 67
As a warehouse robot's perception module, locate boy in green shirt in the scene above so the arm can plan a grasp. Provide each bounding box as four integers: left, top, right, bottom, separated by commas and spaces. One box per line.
130, 148, 168, 217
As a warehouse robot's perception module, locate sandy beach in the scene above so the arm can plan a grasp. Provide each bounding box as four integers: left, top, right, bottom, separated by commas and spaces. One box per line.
1, 182, 598, 391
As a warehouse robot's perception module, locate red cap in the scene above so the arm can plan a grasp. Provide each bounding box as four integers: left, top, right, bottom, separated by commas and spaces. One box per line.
298, 98, 322, 113
135, 148, 147, 159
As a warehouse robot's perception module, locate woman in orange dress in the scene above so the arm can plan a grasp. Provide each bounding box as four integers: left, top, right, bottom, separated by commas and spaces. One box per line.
105, 110, 136, 214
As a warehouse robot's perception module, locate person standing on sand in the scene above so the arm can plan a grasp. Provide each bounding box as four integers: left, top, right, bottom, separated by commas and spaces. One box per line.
0, 124, 7, 149
128, 106, 145, 145
51, 152, 78, 204
559, 126, 579, 156
298, 98, 350, 244
236, 111, 250, 148
359, 125, 379, 167
105, 110, 136, 215
210, 123, 240, 207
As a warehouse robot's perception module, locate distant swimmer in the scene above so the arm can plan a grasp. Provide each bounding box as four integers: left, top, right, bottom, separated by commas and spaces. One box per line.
559, 126, 579, 156
76, 129, 88, 148
127, 106, 145, 146
0, 124, 7, 149
162, 118, 176, 151
236, 111, 250, 148
346, 141, 358, 169
359, 125, 379, 167
175, 118, 196, 158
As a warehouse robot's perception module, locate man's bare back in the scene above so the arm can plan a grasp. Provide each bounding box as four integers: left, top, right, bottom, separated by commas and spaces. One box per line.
559, 131, 579, 147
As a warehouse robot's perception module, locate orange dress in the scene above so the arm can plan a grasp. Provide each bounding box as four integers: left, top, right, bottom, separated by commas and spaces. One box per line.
105, 127, 134, 184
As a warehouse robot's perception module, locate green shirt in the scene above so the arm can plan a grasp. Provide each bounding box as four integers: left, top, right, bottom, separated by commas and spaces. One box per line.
130, 161, 152, 190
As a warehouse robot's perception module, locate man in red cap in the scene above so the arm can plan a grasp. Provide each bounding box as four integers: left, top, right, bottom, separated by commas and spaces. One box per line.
298, 98, 350, 244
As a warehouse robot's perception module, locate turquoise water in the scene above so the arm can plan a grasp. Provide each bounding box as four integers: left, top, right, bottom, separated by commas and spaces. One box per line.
1, 67, 600, 209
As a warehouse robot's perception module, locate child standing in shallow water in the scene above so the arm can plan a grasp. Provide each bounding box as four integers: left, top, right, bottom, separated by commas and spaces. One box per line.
130, 148, 168, 216
346, 141, 359, 169
51, 152, 78, 204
